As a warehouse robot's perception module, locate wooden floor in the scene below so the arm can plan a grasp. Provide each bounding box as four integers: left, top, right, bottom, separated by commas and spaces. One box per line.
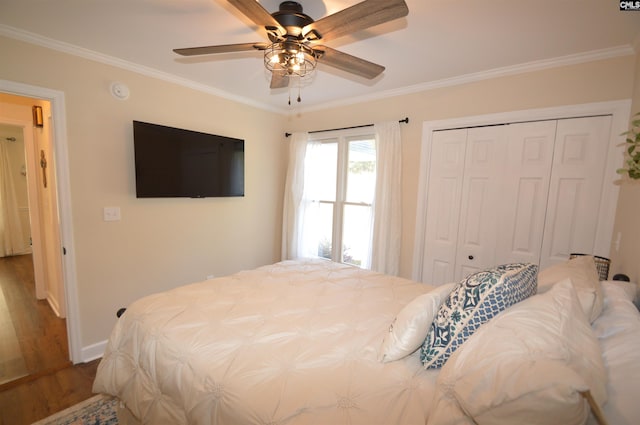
0, 254, 99, 425
0, 359, 100, 424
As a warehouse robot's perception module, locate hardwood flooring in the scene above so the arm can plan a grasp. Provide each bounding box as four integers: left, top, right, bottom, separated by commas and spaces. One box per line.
0, 254, 99, 424
0, 359, 100, 425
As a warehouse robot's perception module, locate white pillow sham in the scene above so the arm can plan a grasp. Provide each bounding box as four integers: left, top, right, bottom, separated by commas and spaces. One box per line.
427, 278, 607, 425
601, 280, 637, 303
379, 283, 456, 363
538, 255, 604, 323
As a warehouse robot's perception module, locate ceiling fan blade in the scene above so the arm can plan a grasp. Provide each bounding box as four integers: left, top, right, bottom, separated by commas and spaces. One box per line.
315, 46, 384, 79
227, 0, 285, 36
303, 0, 408, 42
174, 42, 268, 56
270, 72, 289, 89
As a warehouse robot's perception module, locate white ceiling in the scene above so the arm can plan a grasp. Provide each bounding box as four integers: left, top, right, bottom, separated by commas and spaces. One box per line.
1, 0, 639, 113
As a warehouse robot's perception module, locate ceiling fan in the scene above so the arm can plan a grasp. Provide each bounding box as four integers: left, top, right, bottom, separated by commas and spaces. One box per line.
173, 0, 409, 95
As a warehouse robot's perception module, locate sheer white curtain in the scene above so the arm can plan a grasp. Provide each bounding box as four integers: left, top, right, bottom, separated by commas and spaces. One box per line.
0, 140, 25, 257
370, 121, 402, 275
281, 132, 322, 260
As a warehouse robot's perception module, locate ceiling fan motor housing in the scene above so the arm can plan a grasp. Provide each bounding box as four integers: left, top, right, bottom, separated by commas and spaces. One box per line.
279, 1, 303, 14
272, 1, 314, 38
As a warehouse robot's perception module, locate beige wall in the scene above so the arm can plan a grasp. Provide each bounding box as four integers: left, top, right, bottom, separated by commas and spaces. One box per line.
0, 35, 287, 349
1, 32, 638, 355
610, 42, 640, 282
285, 54, 639, 279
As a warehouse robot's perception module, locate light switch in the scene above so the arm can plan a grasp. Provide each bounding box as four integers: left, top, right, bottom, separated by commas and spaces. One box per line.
103, 206, 121, 222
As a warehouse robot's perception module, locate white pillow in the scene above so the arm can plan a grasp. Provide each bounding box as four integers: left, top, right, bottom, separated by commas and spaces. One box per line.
379, 283, 455, 363
601, 280, 637, 303
427, 278, 607, 425
538, 255, 604, 323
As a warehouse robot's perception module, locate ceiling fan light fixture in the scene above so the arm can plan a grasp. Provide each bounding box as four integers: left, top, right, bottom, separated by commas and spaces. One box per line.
176, 0, 409, 102
264, 41, 317, 78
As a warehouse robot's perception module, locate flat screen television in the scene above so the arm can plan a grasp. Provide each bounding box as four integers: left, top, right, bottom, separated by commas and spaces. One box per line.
133, 121, 244, 198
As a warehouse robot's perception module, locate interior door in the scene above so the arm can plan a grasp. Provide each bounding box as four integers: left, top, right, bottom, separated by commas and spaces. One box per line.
454, 126, 507, 281
494, 120, 557, 265
420, 129, 467, 284
539, 116, 612, 269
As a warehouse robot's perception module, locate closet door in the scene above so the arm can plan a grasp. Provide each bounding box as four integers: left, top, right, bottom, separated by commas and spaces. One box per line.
494, 120, 557, 265
454, 126, 507, 280
539, 116, 612, 269
421, 126, 508, 284
420, 129, 467, 284
416, 111, 619, 286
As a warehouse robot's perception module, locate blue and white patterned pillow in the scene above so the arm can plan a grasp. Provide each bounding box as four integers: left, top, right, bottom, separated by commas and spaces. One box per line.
420, 263, 538, 369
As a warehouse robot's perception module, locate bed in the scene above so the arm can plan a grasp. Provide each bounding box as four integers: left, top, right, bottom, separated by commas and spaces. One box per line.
92, 258, 640, 425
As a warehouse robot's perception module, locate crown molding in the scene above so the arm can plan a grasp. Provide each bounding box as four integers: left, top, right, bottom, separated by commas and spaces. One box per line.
298, 45, 636, 114
0, 24, 634, 116
0, 24, 284, 114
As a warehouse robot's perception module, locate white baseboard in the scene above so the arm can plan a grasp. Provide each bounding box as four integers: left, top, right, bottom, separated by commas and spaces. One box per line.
46, 293, 62, 318
80, 340, 107, 363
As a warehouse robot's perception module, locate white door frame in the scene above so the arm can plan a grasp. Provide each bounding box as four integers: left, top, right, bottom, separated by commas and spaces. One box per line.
413, 100, 632, 282
0, 79, 80, 363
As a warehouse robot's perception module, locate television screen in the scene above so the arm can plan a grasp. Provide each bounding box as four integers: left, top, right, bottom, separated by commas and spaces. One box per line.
133, 120, 244, 198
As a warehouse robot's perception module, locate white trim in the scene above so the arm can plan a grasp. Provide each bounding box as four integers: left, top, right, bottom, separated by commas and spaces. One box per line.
46, 293, 62, 318
412, 100, 633, 282
81, 339, 108, 363
1, 24, 634, 116
296, 46, 636, 114
0, 24, 281, 114
0, 79, 81, 363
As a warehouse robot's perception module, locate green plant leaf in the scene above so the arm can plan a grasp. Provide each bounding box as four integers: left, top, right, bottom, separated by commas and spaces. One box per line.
618, 112, 640, 180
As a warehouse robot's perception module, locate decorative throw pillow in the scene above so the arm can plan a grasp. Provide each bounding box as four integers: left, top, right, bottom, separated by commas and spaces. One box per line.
538, 255, 604, 323
379, 283, 456, 363
420, 263, 538, 369
427, 278, 607, 425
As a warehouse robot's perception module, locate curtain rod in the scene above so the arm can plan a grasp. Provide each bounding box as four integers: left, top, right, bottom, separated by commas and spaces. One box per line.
285, 117, 409, 138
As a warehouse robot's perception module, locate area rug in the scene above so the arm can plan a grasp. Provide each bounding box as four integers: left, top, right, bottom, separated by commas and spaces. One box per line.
32, 394, 118, 425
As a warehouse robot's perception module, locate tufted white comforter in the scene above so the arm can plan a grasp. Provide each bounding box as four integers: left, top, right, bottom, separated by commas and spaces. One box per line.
93, 259, 440, 424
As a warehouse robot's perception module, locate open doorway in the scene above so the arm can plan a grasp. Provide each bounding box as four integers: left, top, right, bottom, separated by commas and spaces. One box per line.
0, 93, 69, 386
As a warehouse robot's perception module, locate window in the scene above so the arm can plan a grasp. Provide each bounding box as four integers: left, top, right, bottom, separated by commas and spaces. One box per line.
305, 131, 376, 268
283, 122, 401, 275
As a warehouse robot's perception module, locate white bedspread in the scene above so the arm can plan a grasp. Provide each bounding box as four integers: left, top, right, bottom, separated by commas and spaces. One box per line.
590, 281, 640, 425
93, 259, 440, 425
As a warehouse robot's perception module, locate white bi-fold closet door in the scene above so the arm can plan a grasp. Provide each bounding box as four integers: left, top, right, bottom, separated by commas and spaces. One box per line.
420, 115, 612, 285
